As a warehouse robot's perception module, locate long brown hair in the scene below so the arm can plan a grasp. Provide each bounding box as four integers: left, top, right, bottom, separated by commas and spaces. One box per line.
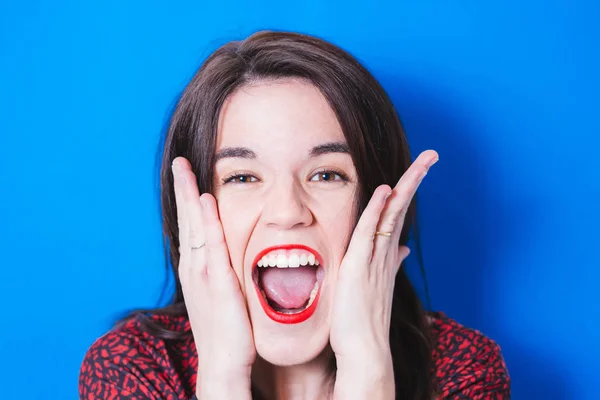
140, 30, 433, 399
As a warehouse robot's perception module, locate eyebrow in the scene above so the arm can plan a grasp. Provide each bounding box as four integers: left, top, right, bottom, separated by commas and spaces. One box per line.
215, 147, 256, 161
215, 141, 350, 162
309, 141, 350, 157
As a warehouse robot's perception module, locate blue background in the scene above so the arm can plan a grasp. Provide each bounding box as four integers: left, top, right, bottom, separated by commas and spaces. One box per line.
1, 1, 598, 398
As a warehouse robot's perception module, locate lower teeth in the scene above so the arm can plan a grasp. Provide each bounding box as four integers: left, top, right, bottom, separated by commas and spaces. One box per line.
306, 282, 319, 307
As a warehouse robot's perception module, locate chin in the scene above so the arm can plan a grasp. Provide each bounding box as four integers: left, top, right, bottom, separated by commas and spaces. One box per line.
248, 284, 334, 366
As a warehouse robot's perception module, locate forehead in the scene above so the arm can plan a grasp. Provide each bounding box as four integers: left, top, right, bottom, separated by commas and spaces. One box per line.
216, 79, 345, 154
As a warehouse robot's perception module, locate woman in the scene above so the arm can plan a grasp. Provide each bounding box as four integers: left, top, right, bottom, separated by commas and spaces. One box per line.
79, 31, 510, 399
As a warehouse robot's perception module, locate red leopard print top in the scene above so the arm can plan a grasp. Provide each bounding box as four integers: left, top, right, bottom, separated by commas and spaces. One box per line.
79, 311, 510, 399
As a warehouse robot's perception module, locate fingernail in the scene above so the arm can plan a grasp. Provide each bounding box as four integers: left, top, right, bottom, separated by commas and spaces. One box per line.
429, 157, 439, 168
199, 196, 207, 210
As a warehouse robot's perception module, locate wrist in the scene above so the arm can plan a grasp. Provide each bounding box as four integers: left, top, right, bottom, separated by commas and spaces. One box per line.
334, 354, 395, 400
196, 369, 252, 400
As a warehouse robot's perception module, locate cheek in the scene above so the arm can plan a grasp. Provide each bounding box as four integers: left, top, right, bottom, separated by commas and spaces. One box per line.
216, 194, 262, 278
312, 190, 357, 259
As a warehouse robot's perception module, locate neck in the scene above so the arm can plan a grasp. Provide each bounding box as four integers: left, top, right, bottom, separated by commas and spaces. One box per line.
251, 346, 336, 400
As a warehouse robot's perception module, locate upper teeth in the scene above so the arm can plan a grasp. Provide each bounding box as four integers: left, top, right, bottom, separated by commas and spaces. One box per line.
257, 251, 320, 268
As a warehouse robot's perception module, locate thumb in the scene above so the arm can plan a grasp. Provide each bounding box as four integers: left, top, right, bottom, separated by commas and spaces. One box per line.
394, 246, 411, 274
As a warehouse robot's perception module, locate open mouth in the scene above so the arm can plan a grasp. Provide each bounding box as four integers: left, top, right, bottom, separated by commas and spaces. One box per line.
252, 244, 325, 324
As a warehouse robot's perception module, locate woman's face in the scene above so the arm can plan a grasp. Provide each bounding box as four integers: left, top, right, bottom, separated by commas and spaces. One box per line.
214, 79, 358, 366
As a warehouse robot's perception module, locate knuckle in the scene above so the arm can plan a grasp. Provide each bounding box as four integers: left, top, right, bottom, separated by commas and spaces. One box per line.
379, 210, 402, 232
189, 226, 201, 241
387, 212, 399, 227
416, 165, 428, 177
186, 263, 208, 283
392, 207, 407, 224
358, 223, 375, 238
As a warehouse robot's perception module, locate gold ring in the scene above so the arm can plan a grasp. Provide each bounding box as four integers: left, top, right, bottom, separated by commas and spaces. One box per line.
375, 231, 392, 237
190, 243, 206, 250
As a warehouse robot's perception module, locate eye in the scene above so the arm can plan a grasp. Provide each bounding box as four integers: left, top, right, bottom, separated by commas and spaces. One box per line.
309, 169, 349, 183
222, 173, 259, 184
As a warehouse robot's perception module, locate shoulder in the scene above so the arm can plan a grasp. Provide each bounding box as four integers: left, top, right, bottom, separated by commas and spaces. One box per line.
428, 311, 511, 398
79, 313, 195, 399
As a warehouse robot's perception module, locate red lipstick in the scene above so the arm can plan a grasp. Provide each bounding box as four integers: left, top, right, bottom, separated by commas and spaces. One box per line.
252, 244, 324, 324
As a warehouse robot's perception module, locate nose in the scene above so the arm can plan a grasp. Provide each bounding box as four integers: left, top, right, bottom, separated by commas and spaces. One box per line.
262, 179, 313, 230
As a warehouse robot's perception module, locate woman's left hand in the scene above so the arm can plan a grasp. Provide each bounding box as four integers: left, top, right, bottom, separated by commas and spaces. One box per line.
330, 150, 439, 399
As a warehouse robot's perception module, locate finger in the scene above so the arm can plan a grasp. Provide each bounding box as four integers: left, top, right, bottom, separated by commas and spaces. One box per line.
342, 184, 393, 276
371, 151, 437, 273
172, 157, 190, 250
199, 193, 240, 290
179, 165, 207, 277
393, 245, 411, 275
377, 150, 439, 239
176, 160, 206, 285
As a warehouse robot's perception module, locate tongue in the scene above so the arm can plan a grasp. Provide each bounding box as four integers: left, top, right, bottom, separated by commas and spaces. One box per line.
260, 266, 317, 309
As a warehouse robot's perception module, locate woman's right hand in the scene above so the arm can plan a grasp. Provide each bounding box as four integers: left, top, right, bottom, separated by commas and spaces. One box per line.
171, 157, 255, 400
